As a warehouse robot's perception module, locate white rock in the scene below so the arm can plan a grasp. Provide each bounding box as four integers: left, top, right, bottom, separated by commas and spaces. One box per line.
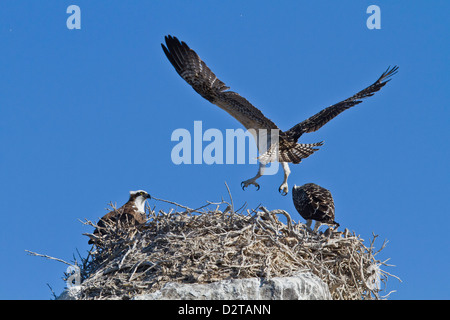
133, 272, 331, 300
57, 285, 82, 300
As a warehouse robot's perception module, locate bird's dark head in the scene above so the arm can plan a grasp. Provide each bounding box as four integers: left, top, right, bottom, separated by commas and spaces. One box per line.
129, 190, 151, 213
129, 190, 151, 200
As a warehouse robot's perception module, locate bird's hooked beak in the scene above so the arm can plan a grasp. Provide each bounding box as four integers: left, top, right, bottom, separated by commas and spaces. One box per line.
146, 193, 151, 199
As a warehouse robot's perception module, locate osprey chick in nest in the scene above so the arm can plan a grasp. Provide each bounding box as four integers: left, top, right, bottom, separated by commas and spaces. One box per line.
292, 183, 339, 232
162, 35, 398, 195
86, 190, 151, 245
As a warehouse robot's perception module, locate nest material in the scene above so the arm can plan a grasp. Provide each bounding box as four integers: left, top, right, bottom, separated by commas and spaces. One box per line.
78, 198, 397, 300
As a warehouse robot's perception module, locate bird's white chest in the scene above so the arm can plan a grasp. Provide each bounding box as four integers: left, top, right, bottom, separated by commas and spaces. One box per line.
133, 198, 146, 213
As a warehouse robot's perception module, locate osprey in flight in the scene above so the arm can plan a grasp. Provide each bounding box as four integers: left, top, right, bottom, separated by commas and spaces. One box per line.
292, 183, 339, 232
162, 35, 398, 195
86, 190, 151, 245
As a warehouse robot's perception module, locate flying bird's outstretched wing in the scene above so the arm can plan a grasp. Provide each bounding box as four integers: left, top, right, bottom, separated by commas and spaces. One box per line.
284, 66, 399, 141
161, 35, 279, 132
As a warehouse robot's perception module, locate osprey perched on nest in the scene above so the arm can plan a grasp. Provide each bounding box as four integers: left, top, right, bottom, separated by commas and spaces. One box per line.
162, 35, 398, 195
292, 183, 339, 232
86, 190, 151, 245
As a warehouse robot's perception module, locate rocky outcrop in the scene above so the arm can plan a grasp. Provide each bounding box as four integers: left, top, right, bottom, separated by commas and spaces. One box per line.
133, 272, 331, 300
57, 285, 82, 300
58, 272, 331, 300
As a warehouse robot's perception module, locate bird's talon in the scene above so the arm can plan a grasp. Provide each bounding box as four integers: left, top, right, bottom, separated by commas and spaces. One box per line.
279, 184, 289, 196
241, 180, 260, 191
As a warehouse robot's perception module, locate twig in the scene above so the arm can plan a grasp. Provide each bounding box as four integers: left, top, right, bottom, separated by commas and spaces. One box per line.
46, 283, 57, 300
224, 181, 234, 212
25, 250, 74, 267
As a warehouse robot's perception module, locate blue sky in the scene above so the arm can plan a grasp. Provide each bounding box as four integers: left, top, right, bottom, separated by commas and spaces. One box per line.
0, 1, 449, 299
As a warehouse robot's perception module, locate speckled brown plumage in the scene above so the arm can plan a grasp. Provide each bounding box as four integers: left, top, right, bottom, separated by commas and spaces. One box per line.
88, 191, 150, 245
292, 183, 339, 228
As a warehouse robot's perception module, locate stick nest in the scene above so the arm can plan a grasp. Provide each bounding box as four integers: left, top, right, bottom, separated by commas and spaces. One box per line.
77, 197, 398, 300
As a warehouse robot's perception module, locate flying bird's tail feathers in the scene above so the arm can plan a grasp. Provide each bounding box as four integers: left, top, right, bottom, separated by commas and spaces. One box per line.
279, 141, 324, 164
259, 141, 323, 164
